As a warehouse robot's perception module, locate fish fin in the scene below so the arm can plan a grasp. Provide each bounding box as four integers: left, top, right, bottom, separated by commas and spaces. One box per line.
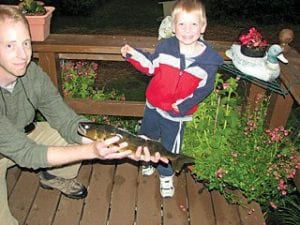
171, 154, 195, 173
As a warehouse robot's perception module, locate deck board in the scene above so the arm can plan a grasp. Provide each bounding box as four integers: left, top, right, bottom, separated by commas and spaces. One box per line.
136, 169, 161, 225
80, 162, 115, 225
9, 170, 39, 225
212, 190, 241, 225
7, 161, 265, 225
162, 173, 189, 225
7, 166, 22, 196
186, 175, 215, 225
25, 187, 60, 225
109, 161, 139, 225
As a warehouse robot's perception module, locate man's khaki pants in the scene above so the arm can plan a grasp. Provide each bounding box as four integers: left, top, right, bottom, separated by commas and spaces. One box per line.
0, 122, 81, 225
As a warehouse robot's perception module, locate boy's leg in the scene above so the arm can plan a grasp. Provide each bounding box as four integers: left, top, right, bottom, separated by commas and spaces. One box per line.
27, 122, 86, 199
157, 119, 184, 176
139, 106, 161, 176
0, 158, 19, 225
157, 119, 184, 197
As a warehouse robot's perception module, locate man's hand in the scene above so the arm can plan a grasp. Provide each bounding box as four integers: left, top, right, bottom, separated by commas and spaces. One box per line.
128, 146, 169, 164
92, 136, 169, 164
93, 136, 132, 160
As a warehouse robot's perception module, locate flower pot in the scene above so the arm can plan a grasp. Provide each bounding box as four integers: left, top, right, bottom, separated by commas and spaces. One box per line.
25, 6, 55, 41
240, 45, 266, 58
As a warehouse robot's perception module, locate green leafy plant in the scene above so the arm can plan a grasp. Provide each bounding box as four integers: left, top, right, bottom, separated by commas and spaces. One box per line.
19, 0, 46, 15
266, 192, 300, 225
183, 73, 299, 208
61, 60, 139, 132
61, 60, 124, 101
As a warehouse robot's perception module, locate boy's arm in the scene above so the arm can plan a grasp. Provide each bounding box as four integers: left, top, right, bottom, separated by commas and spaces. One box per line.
121, 44, 158, 76
176, 65, 218, 116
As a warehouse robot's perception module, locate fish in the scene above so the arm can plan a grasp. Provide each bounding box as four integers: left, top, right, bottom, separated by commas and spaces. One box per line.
78, 122, 195, 173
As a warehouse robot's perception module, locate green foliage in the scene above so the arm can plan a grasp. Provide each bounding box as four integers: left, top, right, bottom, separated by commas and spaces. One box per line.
266, 192, 300, 225
183, 73, 299, 207
86, 115, 140, 134
206, 0, 300, 24
19, 0, 46, 15
61, 60, 124, 100
61, 59, 139, 132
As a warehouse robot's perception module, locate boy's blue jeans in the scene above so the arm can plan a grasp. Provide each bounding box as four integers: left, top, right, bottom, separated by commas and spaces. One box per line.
139, 106, 184, 176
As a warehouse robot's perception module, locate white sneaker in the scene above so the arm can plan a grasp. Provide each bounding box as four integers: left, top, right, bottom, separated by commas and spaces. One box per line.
142, 164, 155, 176
159, 175, 175, 198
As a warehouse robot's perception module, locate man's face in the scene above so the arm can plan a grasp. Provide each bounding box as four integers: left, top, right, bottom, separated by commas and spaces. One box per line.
0, 19, 32, 81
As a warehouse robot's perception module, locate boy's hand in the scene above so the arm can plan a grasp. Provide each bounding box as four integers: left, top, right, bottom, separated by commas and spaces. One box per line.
172, 103, 179, 113
121, 44, 134, 58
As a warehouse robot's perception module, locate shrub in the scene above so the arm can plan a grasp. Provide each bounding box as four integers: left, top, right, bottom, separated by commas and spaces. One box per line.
61, 60, 124, 100
183, 73, 299, 208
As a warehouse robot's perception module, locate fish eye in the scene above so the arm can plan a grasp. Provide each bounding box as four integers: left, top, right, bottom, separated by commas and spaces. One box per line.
116, 134, 123, 139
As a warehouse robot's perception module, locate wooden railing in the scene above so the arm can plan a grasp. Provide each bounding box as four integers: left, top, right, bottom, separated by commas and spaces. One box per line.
32, 34, 231, 117
32, 34, 300, 128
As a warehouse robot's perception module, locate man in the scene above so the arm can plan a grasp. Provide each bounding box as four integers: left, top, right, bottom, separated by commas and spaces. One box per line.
0, 5, 167, 225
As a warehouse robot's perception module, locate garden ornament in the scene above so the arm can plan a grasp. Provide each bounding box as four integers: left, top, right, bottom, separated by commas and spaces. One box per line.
225, 44, 288, 82
278, 29, 294, 53
158, 16, 174, 40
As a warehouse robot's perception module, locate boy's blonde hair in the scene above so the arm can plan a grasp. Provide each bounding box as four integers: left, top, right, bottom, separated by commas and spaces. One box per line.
0, 5, 29, 29
171, 0, 207, 32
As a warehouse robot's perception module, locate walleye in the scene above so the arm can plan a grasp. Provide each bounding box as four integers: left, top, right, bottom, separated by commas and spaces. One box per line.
78, 122, 194, 172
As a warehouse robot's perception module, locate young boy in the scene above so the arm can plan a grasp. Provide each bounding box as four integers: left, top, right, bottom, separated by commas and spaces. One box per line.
121, 0, 223, 198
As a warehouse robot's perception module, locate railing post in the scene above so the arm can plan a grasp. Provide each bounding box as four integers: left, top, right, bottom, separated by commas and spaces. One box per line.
266, 87, 294, 129
37, 52, 61, 91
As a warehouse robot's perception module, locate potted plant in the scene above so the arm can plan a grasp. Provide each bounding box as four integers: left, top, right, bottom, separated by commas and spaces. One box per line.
19, 0, 55, 41
239, 27, 268, 57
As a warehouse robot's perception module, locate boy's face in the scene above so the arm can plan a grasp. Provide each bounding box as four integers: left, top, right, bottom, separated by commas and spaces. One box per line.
173, 11, 206, 46
0, 18, 32, 82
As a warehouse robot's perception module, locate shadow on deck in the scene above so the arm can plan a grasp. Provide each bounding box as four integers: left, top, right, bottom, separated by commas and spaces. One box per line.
8, 160, 265, 225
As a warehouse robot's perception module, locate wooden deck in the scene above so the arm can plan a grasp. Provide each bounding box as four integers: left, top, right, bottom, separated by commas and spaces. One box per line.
8, 160, 265, 225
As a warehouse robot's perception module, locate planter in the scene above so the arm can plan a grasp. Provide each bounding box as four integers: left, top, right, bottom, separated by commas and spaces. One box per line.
240, 45, 266, 58
25, 6, 55, 41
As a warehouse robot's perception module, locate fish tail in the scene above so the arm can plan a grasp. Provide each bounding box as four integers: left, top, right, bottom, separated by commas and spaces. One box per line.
171, 154, 195, 173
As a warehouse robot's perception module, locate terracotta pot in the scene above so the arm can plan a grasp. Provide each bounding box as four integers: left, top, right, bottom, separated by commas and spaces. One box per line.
25, 6, 55, 41
240, 45, 266, 58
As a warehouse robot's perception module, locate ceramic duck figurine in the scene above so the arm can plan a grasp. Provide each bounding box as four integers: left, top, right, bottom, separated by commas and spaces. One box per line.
225, 44, 288, 82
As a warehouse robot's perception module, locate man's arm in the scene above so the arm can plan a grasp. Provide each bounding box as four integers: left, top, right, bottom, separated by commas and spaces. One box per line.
47, 136, 168, 166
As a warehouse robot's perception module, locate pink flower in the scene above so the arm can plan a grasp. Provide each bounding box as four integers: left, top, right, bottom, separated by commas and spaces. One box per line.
223, 82, 229, 89
270, 201, 277, 209
215, 168, 226, 178
239, 27, 268, 49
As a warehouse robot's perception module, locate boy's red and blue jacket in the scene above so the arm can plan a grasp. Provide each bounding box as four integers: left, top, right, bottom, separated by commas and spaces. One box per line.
125, 36, 224, 119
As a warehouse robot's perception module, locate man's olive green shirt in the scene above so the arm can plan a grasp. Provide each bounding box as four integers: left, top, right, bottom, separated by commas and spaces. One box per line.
0, 62, 89, 169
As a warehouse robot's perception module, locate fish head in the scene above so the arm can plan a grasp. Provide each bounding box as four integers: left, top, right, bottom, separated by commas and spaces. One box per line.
78, 122, 115, 141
